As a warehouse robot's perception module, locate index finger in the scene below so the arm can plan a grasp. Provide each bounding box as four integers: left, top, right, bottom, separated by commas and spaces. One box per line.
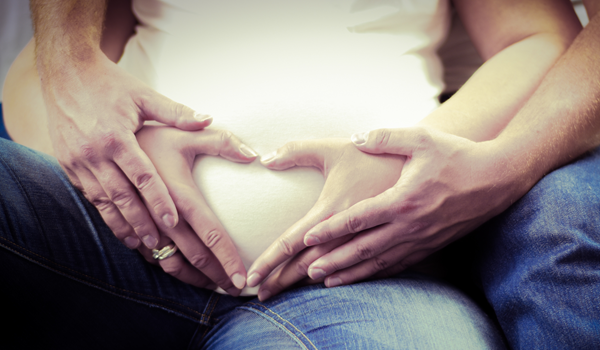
303, 189, 399, 246
111, 132, 179, 230
246, 204, 331, 288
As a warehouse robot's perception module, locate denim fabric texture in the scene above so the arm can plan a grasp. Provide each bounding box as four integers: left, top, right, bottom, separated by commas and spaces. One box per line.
473, 147, 600, 349
0, 138, 506, 349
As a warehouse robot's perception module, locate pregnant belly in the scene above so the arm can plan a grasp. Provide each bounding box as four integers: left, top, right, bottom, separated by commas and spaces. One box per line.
192, 155, 324, 295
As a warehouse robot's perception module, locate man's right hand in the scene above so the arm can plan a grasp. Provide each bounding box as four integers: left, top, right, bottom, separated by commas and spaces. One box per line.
39, 50, 211, 250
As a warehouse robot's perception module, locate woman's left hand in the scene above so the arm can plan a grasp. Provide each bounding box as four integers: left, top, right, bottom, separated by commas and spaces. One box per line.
245, 138, 405, 300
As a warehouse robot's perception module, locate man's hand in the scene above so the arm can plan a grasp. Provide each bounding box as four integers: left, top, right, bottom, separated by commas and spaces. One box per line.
136, 126, 258, 294
30, 0, 211, 251
245, 139, 405, 300
43, 52, 212, 250
287, 127, 529, 288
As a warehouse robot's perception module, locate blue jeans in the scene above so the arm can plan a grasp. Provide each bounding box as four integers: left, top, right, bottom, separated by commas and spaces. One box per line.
0, 138, 505, 349
471, 147, 600, 349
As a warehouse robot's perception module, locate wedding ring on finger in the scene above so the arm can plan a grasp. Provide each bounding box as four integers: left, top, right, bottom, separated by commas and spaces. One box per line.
152, 244, 178, 260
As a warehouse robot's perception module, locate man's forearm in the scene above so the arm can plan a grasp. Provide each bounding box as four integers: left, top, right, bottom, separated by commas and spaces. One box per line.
30, 0, 107, 77
495, 7, 600, 184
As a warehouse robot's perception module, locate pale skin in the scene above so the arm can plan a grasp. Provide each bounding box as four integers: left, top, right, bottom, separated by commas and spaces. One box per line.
4, 0, 590, 298
247, 0, 589, 300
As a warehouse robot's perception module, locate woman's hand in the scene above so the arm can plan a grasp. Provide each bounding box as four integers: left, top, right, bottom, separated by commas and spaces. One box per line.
136, 126, 258, 295
245, 139, 405, 300
287, 127, 524, 288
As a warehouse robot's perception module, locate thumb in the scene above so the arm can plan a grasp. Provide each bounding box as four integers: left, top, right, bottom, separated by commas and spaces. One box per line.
260, 140, 328, 172
138, 90, 212, 131
351, 127, 431, 156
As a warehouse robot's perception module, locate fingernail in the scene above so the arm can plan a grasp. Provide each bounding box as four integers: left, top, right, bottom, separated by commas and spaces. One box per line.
142, 235, 158, 249
194, 112, 213, 123
162, 213, 176, 228
351, 131, 369, 145
232, 273, 246, 289
326, 277, 343, 288
260, 151, 277, 164
308, 267, 327, 280
258, 290, 271, 301
304, 234, 320, 246
239, 144, 258, 158
124, 236, 140, 249
247, 272, 262, 287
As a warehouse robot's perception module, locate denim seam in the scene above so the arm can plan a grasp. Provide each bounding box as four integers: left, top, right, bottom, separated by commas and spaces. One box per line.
0, 236, 210, 323
240, 302, 318, 350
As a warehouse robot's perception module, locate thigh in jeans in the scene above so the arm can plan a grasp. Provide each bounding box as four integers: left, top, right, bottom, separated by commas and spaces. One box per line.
204, 273, 507, 350
475, 146, 600, 349
0, 139, 214, 349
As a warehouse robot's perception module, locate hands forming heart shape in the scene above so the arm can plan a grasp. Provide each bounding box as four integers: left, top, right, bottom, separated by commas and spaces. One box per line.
136, 125, 513, 300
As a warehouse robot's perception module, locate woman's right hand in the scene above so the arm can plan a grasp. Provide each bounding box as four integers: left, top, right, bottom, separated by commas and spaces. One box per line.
136, 126, 258, 295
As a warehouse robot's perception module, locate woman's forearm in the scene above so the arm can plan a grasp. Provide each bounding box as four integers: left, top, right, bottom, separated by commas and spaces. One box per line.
418, 0, 582, 142
419, 31, 578, 141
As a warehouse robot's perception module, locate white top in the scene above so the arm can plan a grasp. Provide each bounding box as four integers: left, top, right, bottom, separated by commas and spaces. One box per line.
119, 0, 450, 294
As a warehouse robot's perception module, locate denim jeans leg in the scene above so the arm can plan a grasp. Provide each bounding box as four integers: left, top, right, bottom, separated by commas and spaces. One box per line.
475, 147, 600, 349
203, 273, 507, 350
0, 139, 216, 349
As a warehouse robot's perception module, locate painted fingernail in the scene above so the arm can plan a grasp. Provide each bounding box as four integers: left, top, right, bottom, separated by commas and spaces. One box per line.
308, 267, 327, 280
232, 273, 246, 290
351, 131, 369, 145
194, 112, 213, 123
124, 236, 140, 249
258, 290, 272, 301
304, 234, 320, 246
239, 144, 258, 158
325, 277, 343, 288
247, 272, 262, 287
142, 235, 158, 249
162, 213, 176, 228
260, 151, 277, 164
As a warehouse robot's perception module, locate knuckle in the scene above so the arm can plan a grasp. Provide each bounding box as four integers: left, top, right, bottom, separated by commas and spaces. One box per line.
99, 132, 119, 151
345, 215, 365, 234
133, 171, 155, 191
294, 259, 311, 276
355, 243, 374, 260
219, 130, 234, 147
78, 143, 97, 162
284, 141, 298, 154
90, 194, 113, 211
110, 189, 136, 208
372, 256, 389, 272
202, 228, 224, 249
188, 253, 212, 270
276, 236, 296, 258
375, 129, 392, 149
173, 102, 186, 118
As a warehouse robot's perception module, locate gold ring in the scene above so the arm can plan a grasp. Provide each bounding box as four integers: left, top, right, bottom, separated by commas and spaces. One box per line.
152, 244, 178, 260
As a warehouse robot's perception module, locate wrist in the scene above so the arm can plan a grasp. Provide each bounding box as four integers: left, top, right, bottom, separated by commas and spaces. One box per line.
483, 136, 547, 198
